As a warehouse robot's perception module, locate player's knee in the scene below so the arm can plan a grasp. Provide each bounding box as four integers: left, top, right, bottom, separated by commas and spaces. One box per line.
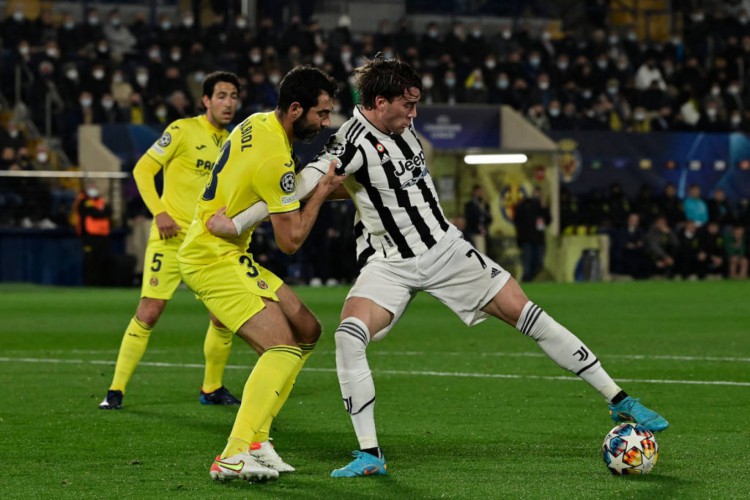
135, 298, 166, 326
334, 317, 370, 351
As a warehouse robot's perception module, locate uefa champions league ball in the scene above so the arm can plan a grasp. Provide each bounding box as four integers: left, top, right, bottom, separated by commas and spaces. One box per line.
602, 422, 659, 475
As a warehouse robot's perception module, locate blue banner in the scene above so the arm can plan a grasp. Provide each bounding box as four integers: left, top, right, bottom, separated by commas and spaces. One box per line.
413, 105, 501, 150
547, 131, 750, 204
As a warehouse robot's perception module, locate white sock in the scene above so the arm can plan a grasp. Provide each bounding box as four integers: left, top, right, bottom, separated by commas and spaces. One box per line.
335, 317, 379, 449
517, 302, 621, 401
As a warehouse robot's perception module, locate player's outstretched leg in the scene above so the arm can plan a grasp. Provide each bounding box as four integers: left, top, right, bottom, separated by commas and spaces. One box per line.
514, 301, 669, 432
209, 454, 278, 482
331, 450, 388, 478
609, 396, 669, 432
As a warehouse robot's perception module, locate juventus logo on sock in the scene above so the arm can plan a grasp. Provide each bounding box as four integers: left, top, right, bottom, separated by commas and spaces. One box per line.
573, 346, 590, 361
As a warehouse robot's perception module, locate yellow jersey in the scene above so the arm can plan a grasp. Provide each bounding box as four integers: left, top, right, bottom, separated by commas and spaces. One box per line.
136, 114, 229, 229
178, 111, 300, 265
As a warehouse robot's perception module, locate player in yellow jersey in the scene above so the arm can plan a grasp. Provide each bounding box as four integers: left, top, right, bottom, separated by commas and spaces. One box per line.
178, 66, 345, 482
99, 72, 242, 410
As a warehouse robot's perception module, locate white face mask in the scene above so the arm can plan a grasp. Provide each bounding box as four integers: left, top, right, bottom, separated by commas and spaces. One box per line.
497, 79, 509, 89
706, 108, 717, 118
634, 112, 645, 121
557, 61, 568, 70
13, 11, 24, 22
102, 99, 114, 109
88, 16, 100, 25
313, 56, 324, 66
445, 78, 456, 87
113, 73, 123, 83
19, 45, 30, 56
80, 98, 93, 107
269, 74, 281, 85
549, 108, 560, 117
46, 48, 59, 58
485, 60, 496, 69
183, 18, 194, 27
170, 52, 181, 61
64, 21, 75, 29
529, 57, 541, 66
711, 87, 721, 96
250, 54, 262, 63
36, 152, 49, 163
538, 82, 549, 90
156, 107, 167, 119
66, 69, 78, 80
731, 115, 741, 125
137, 74, 148, 85
93, 69, 105, 80
161, 21, 172, 30
422, 78, 433, 89
86, 188, 100, 198
193, 72, 205, 82
236, 19, 247, 29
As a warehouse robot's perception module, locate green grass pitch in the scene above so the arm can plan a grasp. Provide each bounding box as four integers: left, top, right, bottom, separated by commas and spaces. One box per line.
1, 281, 749, 498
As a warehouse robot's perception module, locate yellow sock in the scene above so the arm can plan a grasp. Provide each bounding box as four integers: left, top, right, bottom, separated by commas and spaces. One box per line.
110, 317, 152, 393
202, 322, 234, 393
221, 345, 301, 458
252, 342, 316, 443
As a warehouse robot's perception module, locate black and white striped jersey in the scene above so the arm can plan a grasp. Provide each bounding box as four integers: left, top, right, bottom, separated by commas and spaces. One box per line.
307, 107, 453, 266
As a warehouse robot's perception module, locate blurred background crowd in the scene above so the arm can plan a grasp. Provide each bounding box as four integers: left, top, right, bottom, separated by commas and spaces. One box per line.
1, 0, 749, 284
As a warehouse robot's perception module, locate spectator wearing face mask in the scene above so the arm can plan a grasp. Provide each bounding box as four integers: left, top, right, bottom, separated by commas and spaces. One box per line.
80, 7, 105, 46
57, 11, 85, 57
488, 71, 520, 109
103, 8, 137, 63
433, 69, 463, 105
84, 63, 110, 100
2, 6, 32, 50
419, 21, 445, 64
155, 13, 179, 51
696, 101, 729, 132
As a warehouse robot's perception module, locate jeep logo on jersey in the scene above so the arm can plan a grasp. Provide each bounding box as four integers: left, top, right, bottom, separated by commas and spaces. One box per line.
157, 132, 171, 147
393, 150, 426, 176
280, 172, 296, 193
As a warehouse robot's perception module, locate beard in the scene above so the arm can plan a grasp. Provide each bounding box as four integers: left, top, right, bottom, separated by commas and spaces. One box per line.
292, 115, 321, 143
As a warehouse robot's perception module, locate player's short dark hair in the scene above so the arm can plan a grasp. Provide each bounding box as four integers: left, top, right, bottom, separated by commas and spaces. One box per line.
202, 71, 241, 98
354, 54, 422, 109
277, 66, 338, 113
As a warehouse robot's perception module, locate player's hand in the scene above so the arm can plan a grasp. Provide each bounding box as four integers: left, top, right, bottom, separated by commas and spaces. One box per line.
155, 212, 181, 239
206, 206, 239, 237
315, 160, 347, 197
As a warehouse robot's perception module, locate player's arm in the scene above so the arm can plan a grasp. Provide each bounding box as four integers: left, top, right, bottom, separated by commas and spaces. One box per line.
271, 161, 346, 254
132, 154, 180, 239
206, 165, 330, 237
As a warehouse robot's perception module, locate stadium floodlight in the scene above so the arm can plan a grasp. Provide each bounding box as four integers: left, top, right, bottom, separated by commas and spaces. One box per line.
463, 154, 528, 165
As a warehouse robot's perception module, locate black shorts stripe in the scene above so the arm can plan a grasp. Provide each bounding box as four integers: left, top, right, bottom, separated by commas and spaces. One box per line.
576, 358, 600, 375
521, 304, 543, 335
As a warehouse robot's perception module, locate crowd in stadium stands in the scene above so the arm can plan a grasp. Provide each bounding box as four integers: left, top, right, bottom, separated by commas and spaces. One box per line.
0, 3, 749, 282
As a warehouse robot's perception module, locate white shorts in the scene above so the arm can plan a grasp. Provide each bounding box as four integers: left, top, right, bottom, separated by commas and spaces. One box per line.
347, 227, 511, 340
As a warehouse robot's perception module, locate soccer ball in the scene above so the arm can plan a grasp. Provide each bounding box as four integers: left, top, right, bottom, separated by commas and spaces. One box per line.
602, 422, 659, 475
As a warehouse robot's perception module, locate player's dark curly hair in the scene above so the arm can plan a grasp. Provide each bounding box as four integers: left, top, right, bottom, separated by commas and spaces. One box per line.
202, 71, 241, 97
277, 66, 338, 113
354, 54, 422, 109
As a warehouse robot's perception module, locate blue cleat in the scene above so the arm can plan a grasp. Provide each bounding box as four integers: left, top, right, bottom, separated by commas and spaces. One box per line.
331, 451, 388, 478
199, 386, 240, 405
609, 396, 669, 432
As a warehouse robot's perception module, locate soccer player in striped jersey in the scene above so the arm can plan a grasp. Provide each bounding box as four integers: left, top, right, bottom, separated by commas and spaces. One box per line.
208, 56, 669, 478
98, 72, 242, 411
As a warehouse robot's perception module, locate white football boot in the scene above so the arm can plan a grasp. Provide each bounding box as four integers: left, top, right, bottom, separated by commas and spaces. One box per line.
249, 441, 296, 472
210, 453, 279, 482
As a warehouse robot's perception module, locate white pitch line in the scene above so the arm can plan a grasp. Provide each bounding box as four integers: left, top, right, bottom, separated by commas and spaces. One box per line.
1, 356, 749, 387
5, 350, 750, 363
